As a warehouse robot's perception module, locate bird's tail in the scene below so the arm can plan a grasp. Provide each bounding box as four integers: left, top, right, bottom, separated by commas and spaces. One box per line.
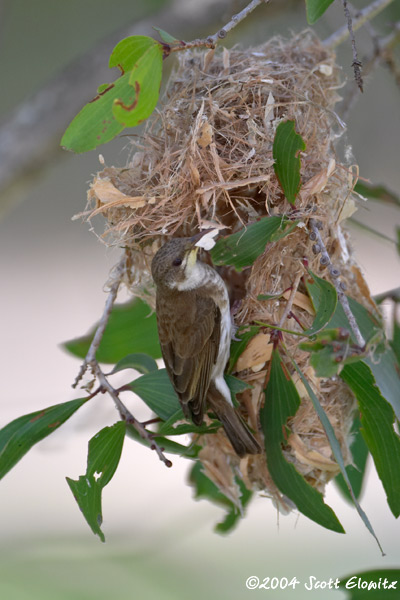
207, 384, 261, 457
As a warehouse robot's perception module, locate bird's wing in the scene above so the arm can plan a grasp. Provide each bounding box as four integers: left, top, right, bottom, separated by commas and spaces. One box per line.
156, 292, 221, 425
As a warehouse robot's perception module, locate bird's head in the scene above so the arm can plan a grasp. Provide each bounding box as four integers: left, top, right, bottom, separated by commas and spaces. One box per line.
151, 233, 209, 290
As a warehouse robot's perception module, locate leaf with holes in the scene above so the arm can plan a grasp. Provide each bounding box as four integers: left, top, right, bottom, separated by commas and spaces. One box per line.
66, 421, 126, 542
61, 36, 162, 152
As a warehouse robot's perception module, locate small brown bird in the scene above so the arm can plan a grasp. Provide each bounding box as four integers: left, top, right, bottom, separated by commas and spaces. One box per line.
151, 233, 261, 457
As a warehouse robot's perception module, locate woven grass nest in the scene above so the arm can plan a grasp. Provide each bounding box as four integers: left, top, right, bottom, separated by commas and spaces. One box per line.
85, 30, 376, 511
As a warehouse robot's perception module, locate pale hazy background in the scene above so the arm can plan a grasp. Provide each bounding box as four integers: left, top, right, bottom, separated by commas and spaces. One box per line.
1, 1, 399, 599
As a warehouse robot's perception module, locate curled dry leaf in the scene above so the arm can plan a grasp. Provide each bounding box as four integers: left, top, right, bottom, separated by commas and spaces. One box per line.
288, 433, 340, 474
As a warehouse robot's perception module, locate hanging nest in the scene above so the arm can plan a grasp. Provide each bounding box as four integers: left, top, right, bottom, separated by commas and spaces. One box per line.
84, 31, 376, 511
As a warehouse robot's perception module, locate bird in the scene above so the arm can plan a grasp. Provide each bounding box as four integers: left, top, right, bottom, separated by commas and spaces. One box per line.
151, 232, 261, 457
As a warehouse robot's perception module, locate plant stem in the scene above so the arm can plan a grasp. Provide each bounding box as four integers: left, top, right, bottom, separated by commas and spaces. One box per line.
324, 0, 394, 49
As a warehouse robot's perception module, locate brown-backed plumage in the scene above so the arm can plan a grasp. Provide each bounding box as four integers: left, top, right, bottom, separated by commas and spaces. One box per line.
151, 234, 261, 457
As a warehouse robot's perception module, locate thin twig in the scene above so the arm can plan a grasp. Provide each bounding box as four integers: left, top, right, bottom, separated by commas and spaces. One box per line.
341, 23, 400, 118
278, 272, 302, 328
308, 219, 366, 348
95, 364, 173, 468
341, 0, 364, 91
169, 0, 269, 52
72, 252, 127, 388
323, 0, 394, 49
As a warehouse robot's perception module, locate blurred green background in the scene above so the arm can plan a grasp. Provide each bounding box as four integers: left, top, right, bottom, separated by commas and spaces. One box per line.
1, 1, 399, 599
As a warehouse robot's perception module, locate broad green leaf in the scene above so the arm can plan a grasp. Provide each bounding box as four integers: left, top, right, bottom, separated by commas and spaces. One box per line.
109, 353, 158, 375
339, 569, 400, 599
290, 354, 383, 553
341, 362, 400, 518
66, 421, 126, 542
305, 0, 335, 24
354, 181, 400, 207
109, 36, 158, 71
0, 397, 88, 480
112, 42, 163, 127
373, 287, 400, 305
365, 347, 400, 422
261, 350, 344, 533
61, 71, 133, 152
228, 325, 260, 373
189, 461, 252, 533
129, 368, 181, 421
61, 36, 162, 153
211, 216, 296, 271
225, 373, 252, 402
391, 318, 400, 364
126, 424, 199, 458
273, 120, 305, 205
335, 415, 369, 502
152, 26, 179, 44
63, 299, 161, 363
304, 270, 337, 335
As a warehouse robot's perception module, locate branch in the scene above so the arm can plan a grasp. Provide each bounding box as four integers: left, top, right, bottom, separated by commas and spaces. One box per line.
95, 364, 173, 468
72, 251, 126, 388
323, 0, 394, 49
341, 0, 364, 92
167, 0, 269, 52
308, 219, 366, 348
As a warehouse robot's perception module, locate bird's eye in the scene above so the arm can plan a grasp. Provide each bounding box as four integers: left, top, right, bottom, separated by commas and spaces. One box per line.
172, 257, 182, 267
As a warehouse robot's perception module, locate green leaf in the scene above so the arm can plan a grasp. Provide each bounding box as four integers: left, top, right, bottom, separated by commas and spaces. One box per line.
109, 353, 158, 375
125, 424, 199, 458
61, 36, 162, 153
0, 397, 88, 480
189, 461, 252, 533
63, 299, 161, 363
354, 181, 400, 207
335, 415, 369, 502
257, 291, 286, 301
290, 354, 383, 553
339, 569, 400, 599
61, 72, 132, 152
112, 42, 163, 127
305, 0, 335, 24
228, 325, 260, 373
303, 270, 337, 335
365, 347, 400, 422
152, 26, 179, 44
66, 421, 126, 542
391, 318, 400, 365
224, 373, 252, 402
129, 368, 181, 421
273, 120, 306, 205
341, 362, 400, 518
109, 36, 158, 71
210, 216, 296, 271
261, 350, 344, 533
